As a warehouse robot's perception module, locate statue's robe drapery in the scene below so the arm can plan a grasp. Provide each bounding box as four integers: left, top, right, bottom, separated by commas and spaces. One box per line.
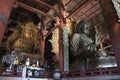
70, 33, 97, 60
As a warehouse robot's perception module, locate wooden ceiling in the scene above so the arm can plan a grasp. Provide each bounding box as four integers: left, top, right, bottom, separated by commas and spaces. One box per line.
8, 0, 105, 27
67, 0, 104, 25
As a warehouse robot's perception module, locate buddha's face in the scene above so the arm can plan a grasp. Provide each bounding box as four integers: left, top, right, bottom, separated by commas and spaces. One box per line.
82, 23, 90, 35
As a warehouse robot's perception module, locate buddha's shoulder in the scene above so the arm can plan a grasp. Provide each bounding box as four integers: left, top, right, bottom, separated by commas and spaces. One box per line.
72, 33, 80, 37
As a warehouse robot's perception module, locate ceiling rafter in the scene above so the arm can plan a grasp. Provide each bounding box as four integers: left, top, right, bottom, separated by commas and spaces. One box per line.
14, 1, 56, 20
67, 0, 93, 18
65, 0, 74, 6
35, 0, 56, 11
85, 8, 101, 20
77, 2, 99, 17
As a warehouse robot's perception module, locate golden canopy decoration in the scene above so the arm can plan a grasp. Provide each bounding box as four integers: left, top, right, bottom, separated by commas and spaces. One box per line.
65, 18, 78, 37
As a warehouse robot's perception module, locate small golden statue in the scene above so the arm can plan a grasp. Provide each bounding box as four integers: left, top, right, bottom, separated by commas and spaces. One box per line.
25, 58, 30, 66
14, 56, 19, 65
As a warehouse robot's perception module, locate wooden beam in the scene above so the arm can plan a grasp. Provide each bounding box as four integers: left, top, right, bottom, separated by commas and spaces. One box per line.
65, 0, 74, 6
14, 1, 56, 20
35, 0, 56, 10
43, 0, 76, 37
45, 0, 74, 26
67, 0, 92, 18
44, 6, 57, 25
45, 25, 59, 37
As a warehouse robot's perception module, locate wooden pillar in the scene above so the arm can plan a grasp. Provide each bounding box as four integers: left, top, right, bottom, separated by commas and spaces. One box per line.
40, 39, 45, 56
58, 0, 66, 72
39, 16, 46, 65
111, 23, 120, 66
59, 24, 64, 72
0, 0, 14, 43
0, 21, 5, 44
39, 38, 45, 65
99, 0, 120, 69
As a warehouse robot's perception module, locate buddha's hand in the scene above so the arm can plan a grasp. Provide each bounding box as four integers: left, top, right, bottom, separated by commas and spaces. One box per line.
95, 34, 101, 46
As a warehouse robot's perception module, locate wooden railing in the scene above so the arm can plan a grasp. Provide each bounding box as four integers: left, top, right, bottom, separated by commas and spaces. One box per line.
0, 67, 22, 77
0, 67, 120, 78
61, 67, 120, 78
